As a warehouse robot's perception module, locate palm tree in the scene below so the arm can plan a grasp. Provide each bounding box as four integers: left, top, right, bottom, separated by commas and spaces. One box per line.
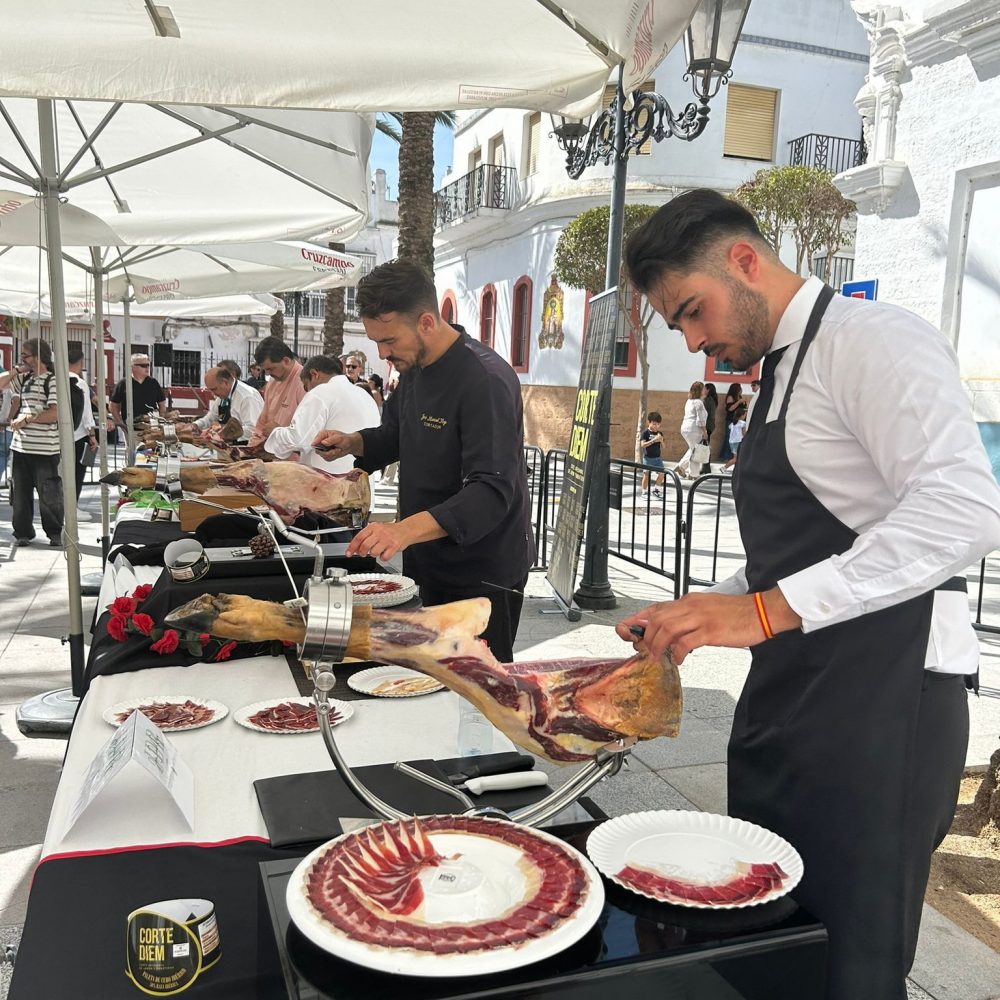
321, 111, 455, 354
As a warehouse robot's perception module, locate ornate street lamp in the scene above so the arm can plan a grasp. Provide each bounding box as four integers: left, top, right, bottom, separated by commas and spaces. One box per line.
549, 0, 751, 611
551, 0, 750, 180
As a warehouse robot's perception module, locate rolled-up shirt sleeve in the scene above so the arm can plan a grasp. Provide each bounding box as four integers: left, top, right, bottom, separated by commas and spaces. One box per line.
193, 398, 219, 431
427, 368, 518, 546
778, 309, 1000, 632
266, 391, 321, 458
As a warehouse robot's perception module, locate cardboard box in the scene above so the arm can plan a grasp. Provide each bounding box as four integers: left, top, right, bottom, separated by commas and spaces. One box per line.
179, 488, 261, 531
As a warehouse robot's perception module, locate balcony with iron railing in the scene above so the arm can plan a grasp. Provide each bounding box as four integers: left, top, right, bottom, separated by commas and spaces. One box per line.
787, 133, 866, 174
434, 163, 517, 231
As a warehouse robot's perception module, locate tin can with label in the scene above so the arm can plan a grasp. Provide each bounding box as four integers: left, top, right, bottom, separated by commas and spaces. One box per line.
125, 898, 220, 995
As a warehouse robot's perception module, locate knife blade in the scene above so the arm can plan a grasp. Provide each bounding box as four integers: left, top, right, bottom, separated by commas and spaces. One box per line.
457, 771, 550, 795
446, 752, 536, 784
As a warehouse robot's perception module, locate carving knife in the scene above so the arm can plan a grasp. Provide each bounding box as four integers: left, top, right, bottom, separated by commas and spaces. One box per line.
455, 771, 550, 795
446, 752, 536, 784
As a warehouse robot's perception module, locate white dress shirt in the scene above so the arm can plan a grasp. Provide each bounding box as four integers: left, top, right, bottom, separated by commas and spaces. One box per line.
194, 379, 264, 439
712, 276, 1000, 674
266, 375, 381, 472
70, 371, 95, 441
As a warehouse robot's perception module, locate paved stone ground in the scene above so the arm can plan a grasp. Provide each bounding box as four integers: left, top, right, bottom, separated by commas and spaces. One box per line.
1, 472, 999, 999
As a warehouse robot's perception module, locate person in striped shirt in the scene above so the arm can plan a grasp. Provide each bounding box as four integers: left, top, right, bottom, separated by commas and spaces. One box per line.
9, 338, 64, 546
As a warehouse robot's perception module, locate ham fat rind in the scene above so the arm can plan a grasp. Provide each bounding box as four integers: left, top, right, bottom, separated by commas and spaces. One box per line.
165, 594, 682, 763
101, 460, 370, 524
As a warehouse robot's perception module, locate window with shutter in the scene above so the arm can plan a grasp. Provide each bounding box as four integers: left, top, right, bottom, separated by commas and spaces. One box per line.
511, 277, 531, 373
603, 80, 655, 155
480, 285, 496, 348
723, 84, 778, 161
526, 113, 541, 175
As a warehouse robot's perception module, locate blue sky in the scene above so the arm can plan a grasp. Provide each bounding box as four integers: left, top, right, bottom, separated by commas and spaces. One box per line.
369, 118, 457, 200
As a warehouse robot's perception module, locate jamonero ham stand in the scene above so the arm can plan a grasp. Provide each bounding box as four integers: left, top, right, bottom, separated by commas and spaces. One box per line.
288, 559, 632, 829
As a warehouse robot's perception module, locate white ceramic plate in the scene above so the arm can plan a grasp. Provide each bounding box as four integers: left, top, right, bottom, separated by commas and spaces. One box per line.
586, 810, 803, 910
102, 696, 228, 732
233, 697, 353, 735
286, 815, 604, 977
344, 573, 417, 607
347, 665, 444, 698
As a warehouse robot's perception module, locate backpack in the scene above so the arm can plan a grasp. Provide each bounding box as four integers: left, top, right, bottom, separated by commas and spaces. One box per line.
33, 372, 85, 429
69, 375, 86, 430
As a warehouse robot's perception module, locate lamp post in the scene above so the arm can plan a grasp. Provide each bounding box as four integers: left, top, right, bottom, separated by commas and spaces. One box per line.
550, 0, 750, 610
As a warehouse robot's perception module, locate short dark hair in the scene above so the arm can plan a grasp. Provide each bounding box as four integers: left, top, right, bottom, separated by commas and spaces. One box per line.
647, 411, 661, 423
625, 189, 769, 294
67, 346, 85, 365
254, 336, 295, 365
219, 358, 242, 380
368, 373, 383, 391
356, 260, 439, 321
301, 355, 344, 378
23, 338, 53, 369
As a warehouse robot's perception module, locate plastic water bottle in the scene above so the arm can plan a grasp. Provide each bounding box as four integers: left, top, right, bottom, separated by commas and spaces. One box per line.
457, 698, 493, 757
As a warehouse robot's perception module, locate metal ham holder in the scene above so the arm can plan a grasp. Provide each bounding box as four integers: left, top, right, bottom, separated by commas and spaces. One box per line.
243, 512, 634, 829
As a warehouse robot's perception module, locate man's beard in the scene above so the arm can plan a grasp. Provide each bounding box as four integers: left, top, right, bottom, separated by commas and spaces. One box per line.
708, 276, 771, 370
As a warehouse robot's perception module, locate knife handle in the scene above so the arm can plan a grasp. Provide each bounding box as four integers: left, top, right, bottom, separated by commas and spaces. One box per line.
465, 772, 550, 795
460, 752, 535, 781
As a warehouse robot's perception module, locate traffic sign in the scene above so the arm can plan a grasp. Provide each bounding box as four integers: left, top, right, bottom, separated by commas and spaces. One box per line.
842, 279, 878, 300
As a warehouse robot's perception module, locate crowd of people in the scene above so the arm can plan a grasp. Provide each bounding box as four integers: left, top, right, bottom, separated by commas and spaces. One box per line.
0, 323, 401, 546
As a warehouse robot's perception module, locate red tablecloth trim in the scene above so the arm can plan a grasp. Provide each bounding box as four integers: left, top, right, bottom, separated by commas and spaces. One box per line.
36, 834, 270, 875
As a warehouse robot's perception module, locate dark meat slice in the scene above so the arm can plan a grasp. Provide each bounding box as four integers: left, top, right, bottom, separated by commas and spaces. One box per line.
351, 580, 403, 596
247, 701, 325, 732
115, 699, 213, 730
616, 858, 789, 906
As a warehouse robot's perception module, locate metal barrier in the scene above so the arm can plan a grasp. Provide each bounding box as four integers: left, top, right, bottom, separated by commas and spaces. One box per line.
972, 554, 1000, 636
523, 444, 545, 568
536, 448, 567, 570
607, 458, 684, 599
682, 472, 742, 594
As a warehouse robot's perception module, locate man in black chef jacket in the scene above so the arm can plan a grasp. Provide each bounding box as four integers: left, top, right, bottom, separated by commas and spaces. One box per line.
616, 190, 1000, 1000
313, 260, 535, 662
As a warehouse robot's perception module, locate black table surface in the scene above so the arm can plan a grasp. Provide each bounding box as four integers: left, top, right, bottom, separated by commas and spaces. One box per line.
257, 820, 828, 1000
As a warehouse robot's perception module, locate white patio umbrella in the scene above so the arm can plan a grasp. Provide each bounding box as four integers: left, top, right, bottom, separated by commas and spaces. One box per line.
4, 1, 702, 119
0, 98, 372, 704
3, 0, 706, 720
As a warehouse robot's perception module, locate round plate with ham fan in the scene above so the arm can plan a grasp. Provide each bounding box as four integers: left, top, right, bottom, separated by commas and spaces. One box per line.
347, 665, 444, 698
102, 696, 228, 732
586, 810, 803, 910
233, 697, 353, 734
344, 573, 417, 608
286, 814, 604, 976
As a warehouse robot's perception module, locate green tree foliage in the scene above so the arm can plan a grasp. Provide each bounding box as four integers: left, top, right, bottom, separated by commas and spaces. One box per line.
554, 204, 659, 294
733, 165, 855, 277
554, 203, 660, 459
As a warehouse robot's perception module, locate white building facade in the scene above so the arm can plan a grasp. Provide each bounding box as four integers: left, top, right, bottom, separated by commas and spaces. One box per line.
833, 0, 1000, 477
433, 0, 869, 459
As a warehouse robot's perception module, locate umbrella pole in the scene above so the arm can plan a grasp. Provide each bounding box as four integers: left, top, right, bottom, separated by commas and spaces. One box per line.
123, 297, 135, 460
37, 99, 85, 697
91, 252, 111, 562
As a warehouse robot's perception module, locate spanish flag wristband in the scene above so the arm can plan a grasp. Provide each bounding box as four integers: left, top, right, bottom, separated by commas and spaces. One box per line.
754, 591, 774, 640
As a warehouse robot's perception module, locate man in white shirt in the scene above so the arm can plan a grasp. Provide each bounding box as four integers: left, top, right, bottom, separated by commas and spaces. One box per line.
190, 365, 263, 443
266, 355, 379, 470
617, 190, 1000, 1000
67, 346, 97, 505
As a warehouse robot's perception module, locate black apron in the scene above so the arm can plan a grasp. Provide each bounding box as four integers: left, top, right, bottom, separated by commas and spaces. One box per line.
729, 285, 970, 1000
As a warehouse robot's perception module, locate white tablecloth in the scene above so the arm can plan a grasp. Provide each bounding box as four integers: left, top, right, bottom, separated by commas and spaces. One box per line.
42, 656, 513, 858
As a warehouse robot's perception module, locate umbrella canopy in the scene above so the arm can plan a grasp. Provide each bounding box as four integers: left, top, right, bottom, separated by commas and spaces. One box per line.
0, 239, 363, 305
0, 99, 372, 245
1, 1, 701, 119
0, 290, 282, 320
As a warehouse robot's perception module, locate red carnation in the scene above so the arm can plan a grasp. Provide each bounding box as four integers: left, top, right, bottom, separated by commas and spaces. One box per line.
107, 614, 129, 642
131, 613, 154, 636
198, 633, 211, 647
215, 641, 238, 662
151, 629, 180, 655
109, 596, 137, 616
132, 584, 153, 602
282, 640, 293, 648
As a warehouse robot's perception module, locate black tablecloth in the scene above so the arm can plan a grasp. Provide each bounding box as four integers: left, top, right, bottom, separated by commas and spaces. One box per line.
9, 840, 298, 1000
